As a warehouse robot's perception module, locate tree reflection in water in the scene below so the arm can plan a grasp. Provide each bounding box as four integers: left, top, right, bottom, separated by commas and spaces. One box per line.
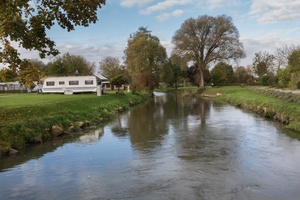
127, 93, 212, 153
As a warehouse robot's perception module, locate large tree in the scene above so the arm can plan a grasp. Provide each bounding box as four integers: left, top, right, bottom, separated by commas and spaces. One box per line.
47, 53, 95, 76
172, 15, 245, 93
124, 27, 167, 92
0, 0, 106, 70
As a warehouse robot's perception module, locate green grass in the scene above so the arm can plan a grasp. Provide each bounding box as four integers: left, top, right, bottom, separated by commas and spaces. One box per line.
0, 92, 149, 153
0, 93, 96, 107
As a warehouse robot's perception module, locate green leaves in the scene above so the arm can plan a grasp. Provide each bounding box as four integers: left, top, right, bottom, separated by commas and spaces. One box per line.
0, 0, 106, 69
125, 27, 167, 92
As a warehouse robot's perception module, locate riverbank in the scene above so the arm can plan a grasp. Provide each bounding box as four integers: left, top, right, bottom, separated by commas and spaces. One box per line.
0, 92, 149, 156
201, 86, 300, 133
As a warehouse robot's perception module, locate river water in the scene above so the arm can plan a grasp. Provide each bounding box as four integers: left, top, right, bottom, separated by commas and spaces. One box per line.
1, 92, 300, 200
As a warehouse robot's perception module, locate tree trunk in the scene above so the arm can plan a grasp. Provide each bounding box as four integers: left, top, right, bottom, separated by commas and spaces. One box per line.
197, 67, 205, 93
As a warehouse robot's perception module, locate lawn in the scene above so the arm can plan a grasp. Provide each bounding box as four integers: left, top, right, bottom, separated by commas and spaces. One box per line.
0, 93, 98, 107
0, 92, 149, 152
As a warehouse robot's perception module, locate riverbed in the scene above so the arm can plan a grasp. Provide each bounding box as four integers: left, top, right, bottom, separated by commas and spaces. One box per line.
1, 92, 300, 200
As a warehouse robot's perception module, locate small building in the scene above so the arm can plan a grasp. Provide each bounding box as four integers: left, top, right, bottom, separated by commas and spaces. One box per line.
93, 73, 110, 91
93, 73, 129, 92
0, 81, 27, 92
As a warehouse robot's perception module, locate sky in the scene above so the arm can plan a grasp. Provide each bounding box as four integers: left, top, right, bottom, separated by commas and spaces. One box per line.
3, 0, 300, 69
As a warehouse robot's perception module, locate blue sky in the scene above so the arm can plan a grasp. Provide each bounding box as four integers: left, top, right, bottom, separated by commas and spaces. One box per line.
9, 0, 300, 69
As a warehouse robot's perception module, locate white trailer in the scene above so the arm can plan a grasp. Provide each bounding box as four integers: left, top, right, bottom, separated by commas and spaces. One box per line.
42, 76, 101, 94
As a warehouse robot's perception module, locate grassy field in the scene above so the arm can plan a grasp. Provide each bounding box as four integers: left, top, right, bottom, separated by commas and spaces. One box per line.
0, 93, 98, 107
0, 92, 149, 153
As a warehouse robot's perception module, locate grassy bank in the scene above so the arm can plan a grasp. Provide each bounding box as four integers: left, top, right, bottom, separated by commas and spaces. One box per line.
202, 86, 300, 132
0, 92, 149, 154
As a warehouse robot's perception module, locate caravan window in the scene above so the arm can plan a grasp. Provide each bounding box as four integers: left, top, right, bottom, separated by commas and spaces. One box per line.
46, 81, 55, 86
69, 81, 79, 85
85, 80, 93, 85
59, 81, 65, 85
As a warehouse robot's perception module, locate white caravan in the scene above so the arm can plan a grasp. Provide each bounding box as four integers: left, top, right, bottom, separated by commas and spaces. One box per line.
42, 76, 101, 94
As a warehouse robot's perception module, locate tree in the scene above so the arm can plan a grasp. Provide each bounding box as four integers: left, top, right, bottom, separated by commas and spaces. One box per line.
287, 49, 300, 88
18, 61, 40, 89
277, 67, 292, 88
187, 65, 210, 86
172, 15, 245, 93
275, 45, 300, 69
161, 59, 184, 89
252, 51, 275, 79
234, 66, 254, 83
0, 0, 106, 70
211, 63, 229, 86
288, 49, 300, 71
187, 65, 200, 86
47, 53, 95, 76
214, 62, 234, 83
99, 57, 123, 81
0, 68, 18, 82
111, 74, 130, 93
161, 53, 187, 89
124, 27, 167, 92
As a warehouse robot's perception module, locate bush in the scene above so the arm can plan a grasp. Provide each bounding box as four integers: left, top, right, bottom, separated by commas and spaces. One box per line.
260, 75, 278, 87
261, 75, 270, 86
297, 81, 300, 89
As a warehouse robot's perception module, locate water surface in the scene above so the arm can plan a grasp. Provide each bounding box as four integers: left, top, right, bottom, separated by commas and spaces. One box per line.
1, 93, 300, 200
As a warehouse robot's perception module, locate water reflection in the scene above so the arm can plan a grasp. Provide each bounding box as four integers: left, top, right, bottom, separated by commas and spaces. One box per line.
127, 93, 211, 153
1, 93, 300, 200
0, 126, 105, 172
79, 127, 104, 142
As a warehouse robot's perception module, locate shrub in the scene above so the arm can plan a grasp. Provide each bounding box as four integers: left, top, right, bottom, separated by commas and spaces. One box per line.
297, 81, 300, 89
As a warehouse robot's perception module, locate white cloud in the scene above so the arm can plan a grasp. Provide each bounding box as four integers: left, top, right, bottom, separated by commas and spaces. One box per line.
119, 0, 154, 8
249, 0, 300, 23
156, 10, 184, 22
194, 0, 240, 10
240, 32, 300, 66
2, 42, 126, 69
52, 43, 125, 67
140, 0, 192, 15
172, 9, 184, 17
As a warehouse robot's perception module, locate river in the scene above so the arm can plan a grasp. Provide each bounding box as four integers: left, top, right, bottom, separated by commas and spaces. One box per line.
1, 92, 300, 200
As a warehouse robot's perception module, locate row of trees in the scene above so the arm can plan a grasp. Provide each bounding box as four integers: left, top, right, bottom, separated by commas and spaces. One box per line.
1, 5, 299, 91
250, 45, 300, 89
1, 11, 247, 93
210, 63, 254, 86
207, 44, 300, 89
99, 15, 246, 93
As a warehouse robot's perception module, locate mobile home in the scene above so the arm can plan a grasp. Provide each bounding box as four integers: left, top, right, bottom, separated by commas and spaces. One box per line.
42, 76, 101, 94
